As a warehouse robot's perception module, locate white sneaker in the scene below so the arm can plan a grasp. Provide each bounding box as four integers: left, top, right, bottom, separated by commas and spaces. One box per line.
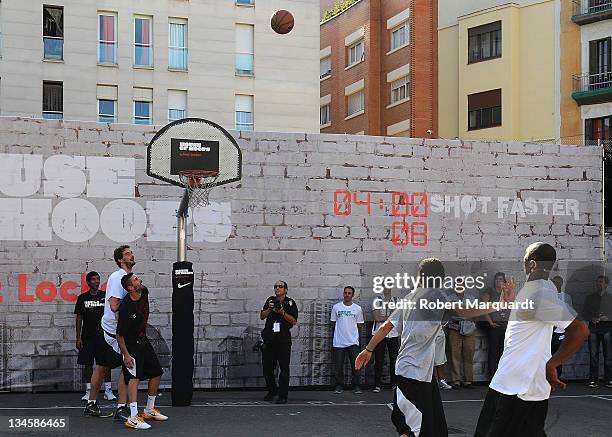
104, 388, 116, 401
439, 379, 452, 390
142, 408, 168, 421
372, 386, 381, 393
81, 390, 90, 401
125, 415, 151, 430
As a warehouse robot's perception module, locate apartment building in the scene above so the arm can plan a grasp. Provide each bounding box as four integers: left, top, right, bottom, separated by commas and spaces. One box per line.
568, 0, 612, 145
0, 0, 320, 133
438, 0, 559, 142
319, 0, 437, 137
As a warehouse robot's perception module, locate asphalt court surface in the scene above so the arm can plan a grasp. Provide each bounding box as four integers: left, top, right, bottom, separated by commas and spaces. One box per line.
0, 384, 610, 436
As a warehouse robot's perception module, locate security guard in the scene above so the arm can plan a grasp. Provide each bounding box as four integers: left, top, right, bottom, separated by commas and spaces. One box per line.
260, 280, 298, 404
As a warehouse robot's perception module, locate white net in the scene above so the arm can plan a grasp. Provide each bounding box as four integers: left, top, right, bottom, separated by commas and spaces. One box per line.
178, 170, 219, 208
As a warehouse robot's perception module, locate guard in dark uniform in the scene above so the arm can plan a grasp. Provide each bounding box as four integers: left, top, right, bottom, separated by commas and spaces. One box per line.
260, 280, 298, 404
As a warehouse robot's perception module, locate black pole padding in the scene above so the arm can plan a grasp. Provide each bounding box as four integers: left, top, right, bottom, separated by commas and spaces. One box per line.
171, 261, 195, 406
177, 188, 190, 218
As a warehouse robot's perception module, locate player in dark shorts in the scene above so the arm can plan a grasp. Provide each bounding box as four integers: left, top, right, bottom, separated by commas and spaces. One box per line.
74, 271, 115, 401
116, 273, 167, 429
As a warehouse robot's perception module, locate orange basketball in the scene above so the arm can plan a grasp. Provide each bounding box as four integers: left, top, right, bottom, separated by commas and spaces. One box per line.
271, 10, 294, 35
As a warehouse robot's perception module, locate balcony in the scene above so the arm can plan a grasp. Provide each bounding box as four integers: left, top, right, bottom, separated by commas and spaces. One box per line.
572, 71, 612, 105
572, 0, 612, 25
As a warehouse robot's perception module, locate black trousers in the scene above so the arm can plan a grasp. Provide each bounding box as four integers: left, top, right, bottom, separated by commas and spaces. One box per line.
391, 375, 447, 437
588, 330, 612, 381
486, 324, 506, 380
262, 340, 291, 398
474, 388, 548, 437
334, 345, 361, 387
551, 332, 564, 378
374, 337, 400, 387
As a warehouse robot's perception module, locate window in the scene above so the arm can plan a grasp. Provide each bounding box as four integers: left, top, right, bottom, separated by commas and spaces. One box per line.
169, 19, 188, 70
134, 16, 153, 67
98, 100, 116, 123
320, 56, 331, 79
589, 37, 612, 89
585, 116, 611, 145
43, 6, 63, 60
98, 13, 117, 64
97, 85, 117, 123
390, 22, 408, 51
133, 87, 153, 125
468, 21, 501, 63
236, 0, 255, 4
320, 104, 331, 126
168, 89, 187, 122
347, 40, 364, 67
468, 89, 502, 130
236, 24, 254, 75
390, 76, 409, 104
43, 81, 63, 119
235, 95, 253, 131
347, 90, 364, 116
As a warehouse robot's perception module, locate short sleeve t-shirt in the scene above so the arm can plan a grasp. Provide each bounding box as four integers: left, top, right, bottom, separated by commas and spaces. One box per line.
372, 297, 400, 338
389, 287, 459, 382
490, 279, 576, 401
100, 269, 128, 334
331, 302, 364, 348
116, 287, 150, 352
74, 290, 106, 339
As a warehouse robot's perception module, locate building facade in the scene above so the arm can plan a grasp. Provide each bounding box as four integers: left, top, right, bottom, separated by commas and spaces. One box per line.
319, 0, 437, 137
438, 0, 560, 142
0, 0, 320, 133
568, 0, 612, 146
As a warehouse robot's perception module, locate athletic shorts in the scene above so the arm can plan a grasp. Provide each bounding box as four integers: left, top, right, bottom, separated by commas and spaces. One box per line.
474, 388, 548, 437
94, 332, 122, 369
77, 334, 106, 366
122, 337, 163, 384
391, 375, 447, 437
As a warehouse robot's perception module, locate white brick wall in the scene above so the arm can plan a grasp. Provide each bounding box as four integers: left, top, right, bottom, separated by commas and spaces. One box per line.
0, 117, 604, 391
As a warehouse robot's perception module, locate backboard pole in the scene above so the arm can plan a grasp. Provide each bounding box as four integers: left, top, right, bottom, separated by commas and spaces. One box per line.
177, 189, 189, 262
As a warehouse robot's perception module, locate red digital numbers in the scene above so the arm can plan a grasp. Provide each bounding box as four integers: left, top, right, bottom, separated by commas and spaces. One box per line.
333, 190, 429, 248
333, 190, 351, 216
391, 222, 428, 247
391, 192, 429, 218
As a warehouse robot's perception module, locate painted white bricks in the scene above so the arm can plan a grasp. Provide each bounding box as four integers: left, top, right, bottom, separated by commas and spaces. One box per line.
0, 118, 604, 391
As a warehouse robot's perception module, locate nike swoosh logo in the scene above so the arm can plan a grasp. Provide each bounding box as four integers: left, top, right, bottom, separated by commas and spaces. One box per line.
178, 283, 192, 289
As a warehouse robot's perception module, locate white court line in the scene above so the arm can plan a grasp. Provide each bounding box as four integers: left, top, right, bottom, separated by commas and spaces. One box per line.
1, 394, 611, 411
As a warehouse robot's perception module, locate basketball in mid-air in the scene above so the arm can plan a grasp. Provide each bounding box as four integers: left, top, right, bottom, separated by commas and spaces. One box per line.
271, 10, 294, 34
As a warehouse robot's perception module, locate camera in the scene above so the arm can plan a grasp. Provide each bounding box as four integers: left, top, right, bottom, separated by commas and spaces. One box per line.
272, 297, 282, 310
252, 340, 266, 352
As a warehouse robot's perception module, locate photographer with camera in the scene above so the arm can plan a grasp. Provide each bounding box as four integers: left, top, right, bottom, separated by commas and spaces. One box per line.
259, 280, 298, 404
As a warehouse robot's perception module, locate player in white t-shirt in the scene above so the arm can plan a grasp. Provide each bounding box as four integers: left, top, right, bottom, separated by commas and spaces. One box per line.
474, 243, 589, 437
84, 245, 135, 421
331, 286, 364, 394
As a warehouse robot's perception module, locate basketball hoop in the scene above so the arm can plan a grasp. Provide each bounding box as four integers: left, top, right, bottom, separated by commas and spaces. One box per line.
178, 170, 219, 208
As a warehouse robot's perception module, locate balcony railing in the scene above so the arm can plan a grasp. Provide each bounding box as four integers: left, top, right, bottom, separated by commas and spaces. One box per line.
572, 71, 612, 105
572, 0, 612, 24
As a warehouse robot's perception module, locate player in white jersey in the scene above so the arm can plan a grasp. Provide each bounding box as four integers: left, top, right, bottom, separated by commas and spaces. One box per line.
84, 245, 135, 421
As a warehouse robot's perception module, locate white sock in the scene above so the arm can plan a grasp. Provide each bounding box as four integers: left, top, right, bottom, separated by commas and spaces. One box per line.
146, 395, 156, 410
129, 402, 138, 418
86, 383, 91, 390
89, 399, 96, 404
104, 382, 112, 390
